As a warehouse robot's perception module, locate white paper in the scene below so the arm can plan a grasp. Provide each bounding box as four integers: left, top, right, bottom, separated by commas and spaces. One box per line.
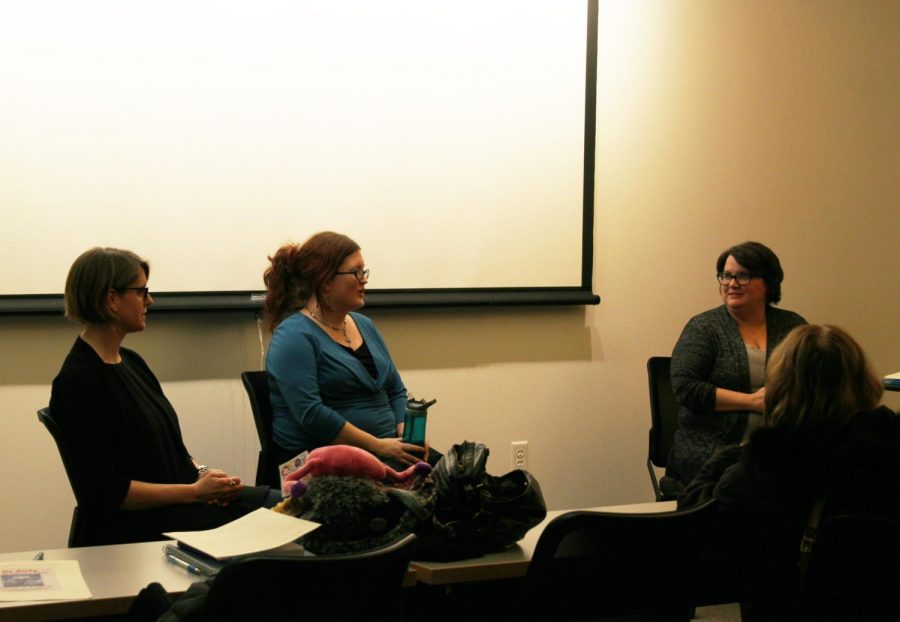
163, 508, 319, 560
0, 560, 92, 602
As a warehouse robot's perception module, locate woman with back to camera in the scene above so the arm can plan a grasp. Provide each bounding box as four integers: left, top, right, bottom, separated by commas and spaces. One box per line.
50, 248, 274, 546
264, 231, 430, 469
665, 241, 806, 488
678, 325, 899, 619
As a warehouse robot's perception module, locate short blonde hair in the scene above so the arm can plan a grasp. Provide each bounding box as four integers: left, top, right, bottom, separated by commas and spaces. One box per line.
764, 324, 883, 431
64, 248, 150, 324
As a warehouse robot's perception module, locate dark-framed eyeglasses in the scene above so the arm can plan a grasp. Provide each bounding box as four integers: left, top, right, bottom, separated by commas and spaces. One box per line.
115, 286, 150, 299
334, 267, 370, 282
716, 271, 757, 286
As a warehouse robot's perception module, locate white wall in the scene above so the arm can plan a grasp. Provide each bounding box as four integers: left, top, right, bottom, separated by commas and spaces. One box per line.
1, 0, 898, 553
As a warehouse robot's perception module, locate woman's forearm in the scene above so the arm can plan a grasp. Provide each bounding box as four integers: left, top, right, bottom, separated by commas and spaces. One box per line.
714, 387, 765, 413
121, 469, 243, 510
121, 480, 198, 510
331, 422, 380, 453
331, 422, 424, 465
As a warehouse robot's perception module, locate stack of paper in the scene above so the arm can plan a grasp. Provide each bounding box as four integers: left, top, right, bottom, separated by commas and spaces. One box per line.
164, 508, 319, 560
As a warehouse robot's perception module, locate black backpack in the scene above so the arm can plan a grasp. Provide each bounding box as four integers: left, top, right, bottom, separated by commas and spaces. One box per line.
417, 441, 547, 561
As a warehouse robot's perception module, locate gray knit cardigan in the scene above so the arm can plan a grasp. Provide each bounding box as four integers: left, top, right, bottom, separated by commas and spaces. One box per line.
665, 304, 807, 485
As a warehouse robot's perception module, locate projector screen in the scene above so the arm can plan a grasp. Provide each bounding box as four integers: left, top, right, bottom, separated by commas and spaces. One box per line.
0, 0, 598, 312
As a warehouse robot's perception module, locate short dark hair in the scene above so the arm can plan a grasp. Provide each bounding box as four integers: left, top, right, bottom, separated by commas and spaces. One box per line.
64, 247, 150, 324
716, 241, 783, 304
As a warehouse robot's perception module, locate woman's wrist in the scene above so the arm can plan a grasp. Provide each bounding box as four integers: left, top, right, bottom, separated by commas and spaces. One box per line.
367, 437, 386, 456
187, 481, 203, 504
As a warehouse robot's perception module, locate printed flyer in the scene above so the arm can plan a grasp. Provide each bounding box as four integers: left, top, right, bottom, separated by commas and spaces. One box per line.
0, 560, 91, 601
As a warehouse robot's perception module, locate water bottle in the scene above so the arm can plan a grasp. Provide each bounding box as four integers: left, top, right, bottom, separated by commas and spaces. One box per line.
402, 397, 436, 446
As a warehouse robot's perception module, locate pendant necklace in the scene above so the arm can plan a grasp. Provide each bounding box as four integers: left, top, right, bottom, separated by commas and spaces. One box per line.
306, 309, 351, 346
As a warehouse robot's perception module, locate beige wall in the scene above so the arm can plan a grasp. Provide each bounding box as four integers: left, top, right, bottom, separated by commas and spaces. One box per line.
1, 0, 898, 553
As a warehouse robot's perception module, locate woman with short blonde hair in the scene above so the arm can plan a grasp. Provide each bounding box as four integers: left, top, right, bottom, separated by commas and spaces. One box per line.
50, 247, 274, 546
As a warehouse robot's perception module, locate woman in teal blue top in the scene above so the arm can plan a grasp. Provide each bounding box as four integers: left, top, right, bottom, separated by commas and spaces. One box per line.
263, 231, 428, 467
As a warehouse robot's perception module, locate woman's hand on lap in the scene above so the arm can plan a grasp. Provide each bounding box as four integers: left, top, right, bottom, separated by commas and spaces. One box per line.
193, 468, 243, 505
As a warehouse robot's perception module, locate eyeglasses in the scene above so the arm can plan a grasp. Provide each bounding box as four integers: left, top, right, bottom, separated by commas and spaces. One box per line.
334, 267, 370, 282
115, 286, 150, 299
716, 271, 757, 286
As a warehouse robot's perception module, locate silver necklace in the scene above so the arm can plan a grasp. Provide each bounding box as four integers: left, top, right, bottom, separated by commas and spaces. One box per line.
307, 309, 351, 346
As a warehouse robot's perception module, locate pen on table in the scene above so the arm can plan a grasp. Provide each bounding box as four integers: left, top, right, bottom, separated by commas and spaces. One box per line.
165, 554, 203, 576
33, 551, 44, 560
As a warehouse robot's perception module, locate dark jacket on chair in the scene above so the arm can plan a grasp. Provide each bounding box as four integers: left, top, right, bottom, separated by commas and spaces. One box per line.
679, 406, 900, 620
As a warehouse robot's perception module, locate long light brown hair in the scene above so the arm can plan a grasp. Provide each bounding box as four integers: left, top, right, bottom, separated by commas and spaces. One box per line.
764, 324, 883, 432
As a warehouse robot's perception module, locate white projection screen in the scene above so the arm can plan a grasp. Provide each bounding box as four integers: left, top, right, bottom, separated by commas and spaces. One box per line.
0, 0, 599, 312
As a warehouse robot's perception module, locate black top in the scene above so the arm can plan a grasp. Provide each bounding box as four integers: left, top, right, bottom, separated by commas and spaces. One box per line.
341, 339, 378, 379
680, 405, 900, 517
49, 337, 268, 545
112, 356, 200, 488
678, 406, 900, 612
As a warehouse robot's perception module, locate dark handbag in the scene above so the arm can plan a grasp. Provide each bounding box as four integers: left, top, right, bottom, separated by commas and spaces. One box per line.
432, 440, 490, 508
417, 441, 547, 561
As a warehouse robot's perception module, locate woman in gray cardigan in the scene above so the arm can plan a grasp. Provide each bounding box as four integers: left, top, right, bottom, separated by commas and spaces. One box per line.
665, 241, 806, 487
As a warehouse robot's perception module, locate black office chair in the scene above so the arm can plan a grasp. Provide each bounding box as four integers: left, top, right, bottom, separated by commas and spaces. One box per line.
522, 499, 740, 621
791, 513, 900, 621
203, 533, 418, 620
647, 356, 684, 501
240, 370, 283, 489
37, 407, 90, 547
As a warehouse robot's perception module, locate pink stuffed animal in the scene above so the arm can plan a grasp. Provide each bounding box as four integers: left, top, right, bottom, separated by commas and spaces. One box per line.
282, 445, 431, 497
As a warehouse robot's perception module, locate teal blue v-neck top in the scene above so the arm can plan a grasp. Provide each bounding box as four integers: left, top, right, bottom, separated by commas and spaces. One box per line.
266, 311, 408, 452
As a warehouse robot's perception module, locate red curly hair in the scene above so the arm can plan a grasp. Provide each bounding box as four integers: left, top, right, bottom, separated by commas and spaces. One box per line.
263, 232, 360, 331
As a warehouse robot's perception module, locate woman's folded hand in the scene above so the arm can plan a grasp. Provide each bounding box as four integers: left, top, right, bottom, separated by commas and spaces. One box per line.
193, 468, 243, 505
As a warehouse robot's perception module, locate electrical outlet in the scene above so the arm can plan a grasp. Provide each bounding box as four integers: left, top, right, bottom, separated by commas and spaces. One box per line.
511, 441, 528, 469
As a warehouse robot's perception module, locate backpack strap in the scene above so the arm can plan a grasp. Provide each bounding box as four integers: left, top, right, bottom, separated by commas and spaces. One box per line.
798, 495, 827, 581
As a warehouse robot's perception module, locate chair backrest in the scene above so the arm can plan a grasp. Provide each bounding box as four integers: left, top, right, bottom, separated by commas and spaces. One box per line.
240, 370, 281, 488
647, 356, 679, 468
38, 407, 77, 483
795, 513, 900, 620
523, 499, 738, 621
37, 407, 90, 547
647, 356, 684, 499
204, 533, 417, 620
